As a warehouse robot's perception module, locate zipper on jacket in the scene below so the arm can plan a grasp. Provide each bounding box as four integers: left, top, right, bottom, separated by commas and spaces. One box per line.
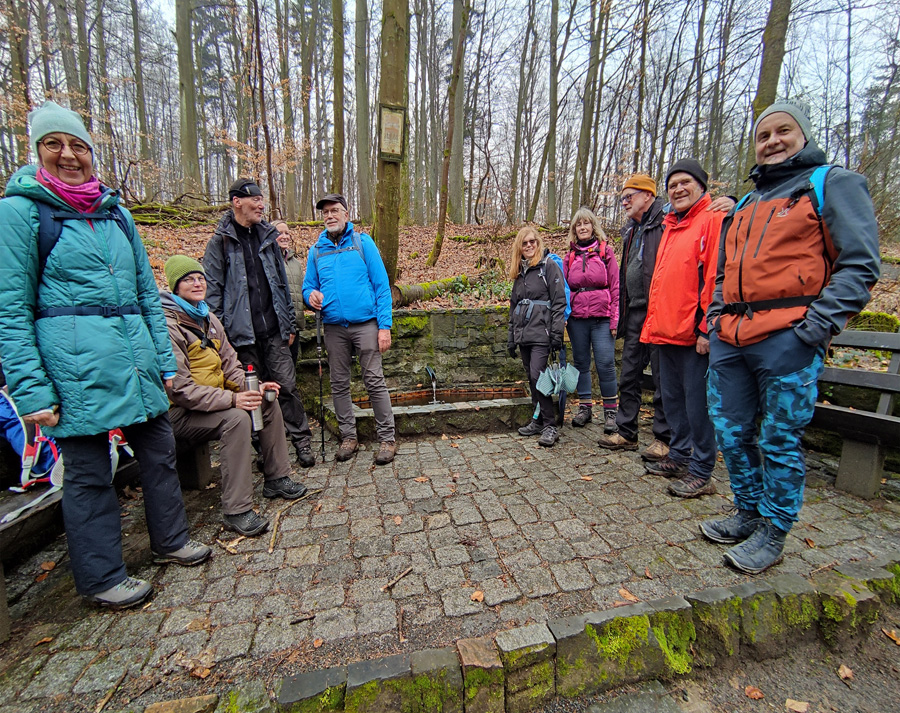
751, 206, 778, 259
736, 196, 762, 302
730, 215, 744, 261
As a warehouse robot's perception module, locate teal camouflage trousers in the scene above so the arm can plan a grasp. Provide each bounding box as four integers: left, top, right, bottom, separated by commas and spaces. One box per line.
707, 329, 825, 533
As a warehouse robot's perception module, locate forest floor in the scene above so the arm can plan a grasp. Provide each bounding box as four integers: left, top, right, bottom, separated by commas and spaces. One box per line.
140, 221, 900, 317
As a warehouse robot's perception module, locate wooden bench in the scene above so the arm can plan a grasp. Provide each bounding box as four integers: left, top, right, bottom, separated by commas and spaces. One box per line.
811, 329, 900, 499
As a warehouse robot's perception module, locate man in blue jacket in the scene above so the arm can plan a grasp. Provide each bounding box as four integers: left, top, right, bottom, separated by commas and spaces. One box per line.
303, 194, 396, 465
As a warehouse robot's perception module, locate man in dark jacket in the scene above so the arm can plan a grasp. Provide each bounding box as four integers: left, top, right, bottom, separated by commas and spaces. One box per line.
598, 174, 670, 461
203, 178, 315, 468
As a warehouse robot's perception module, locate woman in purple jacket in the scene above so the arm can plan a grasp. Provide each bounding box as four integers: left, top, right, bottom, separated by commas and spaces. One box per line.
564, 208, 620, 432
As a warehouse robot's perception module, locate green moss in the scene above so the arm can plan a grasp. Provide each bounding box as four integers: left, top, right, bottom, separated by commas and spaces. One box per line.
410, 251, 419, 259
586, 615, 649, 671
781, 595, 819, 631
344, 680, 380, 713
394, 315, 430, 334
651, 612, 696, 676
694, 597, 741, 657
220, 690, 240, 713
842, 590, 858, 607
869, 564, 900, 605
463, 667, 504, 702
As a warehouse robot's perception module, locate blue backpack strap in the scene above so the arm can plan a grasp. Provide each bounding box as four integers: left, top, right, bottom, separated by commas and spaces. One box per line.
734, 193, 754, 212
352, 231, 367, 268
808, 165, 834, 218
35, 201, 63, 278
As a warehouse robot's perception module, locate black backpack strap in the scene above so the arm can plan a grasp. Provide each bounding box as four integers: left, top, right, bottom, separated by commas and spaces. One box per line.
35, 201, 64, 278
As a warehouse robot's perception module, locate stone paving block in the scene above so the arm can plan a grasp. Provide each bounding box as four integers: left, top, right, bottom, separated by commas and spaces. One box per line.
209, 622, 257, 662
345, 652, 412, 713
214, 680, 271, 713
357, 600, 398, 635
730, 581, 783, 661
550, 561, 593, 592
768, 573, 820, 643
457, 635, 505, 713
144, 696, 218, 713
442, 587, 484, 617
584, 680, 681, 713
495, 623, 556, 712
835, 561, 900, 605
481, 577, 521, 606
512, 566, 558, 599
684, 587, 741, 667
811, 571, 881, 648
20, 650, 95, 700
72, 647, 150, 694
408, 647, 464, 713
275, 665, 347, 712
648, 595, 696, 678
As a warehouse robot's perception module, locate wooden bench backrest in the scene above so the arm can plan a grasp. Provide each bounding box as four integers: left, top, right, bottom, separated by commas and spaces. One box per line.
823, 329, 900, 416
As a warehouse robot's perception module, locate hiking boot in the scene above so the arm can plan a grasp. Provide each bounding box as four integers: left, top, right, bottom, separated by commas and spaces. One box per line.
295, 444, 316, 468
263, 475, 308, 500
597, 432, 638, 451
644, 456, 688, 478
699, 507, 762, 544
723, 517, 787, 575
335, 438, 359, 462
85, 576, 153, 610
152, 539, 212, 567
641, 439, 670, 462
517, 420, 542, 437
668, 473, 717, 498
604, 409, 619, 434
538, 425, 559, 447
223, 509, 270, 537
571, 404, 593, 427
375, 441, 397, 465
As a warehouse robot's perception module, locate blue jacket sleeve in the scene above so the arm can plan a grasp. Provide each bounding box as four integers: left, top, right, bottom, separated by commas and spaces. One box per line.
301, 245, 321, 306
548, 253, 571, 322
121, 207, 177, 374
794, 170, 881, 347
362, 235, 393, 329
0, 198, 60, 415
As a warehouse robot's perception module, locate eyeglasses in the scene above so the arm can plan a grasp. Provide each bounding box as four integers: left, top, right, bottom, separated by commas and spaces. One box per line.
621, 191, 641, 205
521, 239, 538, 247
180, 275, 206, 285
39, 138, 91, 156
322, 207, 345, 217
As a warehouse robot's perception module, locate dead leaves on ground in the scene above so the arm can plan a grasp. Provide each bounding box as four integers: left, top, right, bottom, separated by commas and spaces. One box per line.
785, 700, 809, 712
470, 590, 484, 602
744, 685, 764, 700
882, 627, 900, 645
837, 663, 854, 680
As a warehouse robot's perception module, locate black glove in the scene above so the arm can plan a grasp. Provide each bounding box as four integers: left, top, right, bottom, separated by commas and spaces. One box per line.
508, 345, 517, 359
550, 338, 562, 351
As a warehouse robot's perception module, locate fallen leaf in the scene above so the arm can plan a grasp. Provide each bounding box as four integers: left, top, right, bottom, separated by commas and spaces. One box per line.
35, 573, 48, 583
441, 434, 449, 440
313, 638, 324, 648
785, 700, 809, 712
414, 476, 429, 482
186, 618, 210, 632
581, 476, 593, 481
40, 561, 56, 571
191, 667, 211, 679
470, 591, 484, 602
644, 567, 653, 579
882, 628, 900, 645
524, 456, 532, 461
34, 637, 53, 646
611, 600, 631, 607
393, 516, 403, 525
313, 503, 322, 513
450, 443, 459, 448
838, 664, 853, 680
618, 588, 639, 603
804, 537, 815, 548
744, 685, 764, 700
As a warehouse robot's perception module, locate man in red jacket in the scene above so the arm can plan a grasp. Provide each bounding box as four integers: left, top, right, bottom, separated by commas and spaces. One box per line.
640, 159, 723, 498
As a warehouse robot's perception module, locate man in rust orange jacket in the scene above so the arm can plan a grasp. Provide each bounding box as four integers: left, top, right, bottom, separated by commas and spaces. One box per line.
640, 158, 723, 499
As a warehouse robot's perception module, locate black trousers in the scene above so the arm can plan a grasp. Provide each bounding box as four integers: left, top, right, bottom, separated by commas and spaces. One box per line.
237, 334, 313, 448
616, 307, 670, 443
520, 344, 555, 428
56, 413, 189, 595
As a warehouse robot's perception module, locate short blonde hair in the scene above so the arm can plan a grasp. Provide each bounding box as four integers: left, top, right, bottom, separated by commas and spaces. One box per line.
508, 226, 545, 281
568, 207, 607, 244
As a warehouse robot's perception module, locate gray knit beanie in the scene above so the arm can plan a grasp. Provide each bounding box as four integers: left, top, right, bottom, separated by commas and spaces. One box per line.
755, 99, 814, 142
28, 101, 94, 162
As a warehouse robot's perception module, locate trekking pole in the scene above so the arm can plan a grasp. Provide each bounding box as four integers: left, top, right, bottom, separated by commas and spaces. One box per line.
315, 310, 326, 461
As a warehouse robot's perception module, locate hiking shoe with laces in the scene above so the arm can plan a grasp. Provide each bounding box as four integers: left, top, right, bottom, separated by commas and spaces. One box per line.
572, 404, 593, 427
668, 473, 716, 498
375, 441, 397, 465
604, 409, 618, 434
263, 475, 308, 500
723, 517, 787, 574
223, 509, 270, 537
335, 438, 359, 462
597, 432, 638, 450
152, 539, 212, 566
517, 420, 542, 437
295, 444, 316, 468
640, 439, 670, 462
644, 456, 688, 478
538, 425, 559, 447
85, 576, 153, 610
699, 507, 761, 544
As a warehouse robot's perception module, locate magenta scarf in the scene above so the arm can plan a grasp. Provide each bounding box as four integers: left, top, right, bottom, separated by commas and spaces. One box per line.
36, 168, 103, 213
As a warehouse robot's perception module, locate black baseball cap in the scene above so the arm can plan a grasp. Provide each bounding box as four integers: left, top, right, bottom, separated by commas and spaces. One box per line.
229, 178, 263, 199
316, 193, 348, 211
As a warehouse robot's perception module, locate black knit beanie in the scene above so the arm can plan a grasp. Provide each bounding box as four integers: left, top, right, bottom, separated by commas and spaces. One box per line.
665, 158, 708, 192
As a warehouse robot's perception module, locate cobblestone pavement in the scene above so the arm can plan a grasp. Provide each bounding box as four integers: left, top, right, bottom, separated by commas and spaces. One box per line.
2, 423, 899, 712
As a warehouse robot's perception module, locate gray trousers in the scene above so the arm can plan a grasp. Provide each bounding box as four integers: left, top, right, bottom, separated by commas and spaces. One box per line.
324, 319, 395, 442
170, 398, 292, 515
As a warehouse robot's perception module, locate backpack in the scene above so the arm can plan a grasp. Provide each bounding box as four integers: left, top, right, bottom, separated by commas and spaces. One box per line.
734, 165, 835, 215
563, 243, 610, 277
312, 231, 367, 270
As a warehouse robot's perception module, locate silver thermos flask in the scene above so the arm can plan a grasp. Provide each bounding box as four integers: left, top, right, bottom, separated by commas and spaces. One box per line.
244, 365, 265, 432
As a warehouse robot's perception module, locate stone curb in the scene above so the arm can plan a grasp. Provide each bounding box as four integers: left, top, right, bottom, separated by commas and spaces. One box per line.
268, 554, 899, 713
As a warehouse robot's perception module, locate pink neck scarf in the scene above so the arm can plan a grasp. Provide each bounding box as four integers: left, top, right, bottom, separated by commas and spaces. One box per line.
36, 168, 104, 213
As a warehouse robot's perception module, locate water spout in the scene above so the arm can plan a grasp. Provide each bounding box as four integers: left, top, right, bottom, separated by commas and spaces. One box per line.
424, 366, 438, 404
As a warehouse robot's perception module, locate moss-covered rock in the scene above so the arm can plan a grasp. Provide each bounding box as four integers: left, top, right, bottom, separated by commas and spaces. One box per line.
648, 598, 696, 677
685, 588, 742, 667
812, 571, 882, 649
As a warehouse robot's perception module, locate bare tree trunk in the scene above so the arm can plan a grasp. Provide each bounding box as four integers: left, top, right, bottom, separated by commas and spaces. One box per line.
176, 0, 202, 198
96, 9, 119, 186
426, 0, 469, 267
572, 0, 601, 214
844, 2, 852, 167
332, 0, 345, 193
38, 0, 52, 95
74, 0, 90, 127
54, 0, 81, 109
4, 0, 31, 163
130, 0, 153, 198
374, 0, 409, 284
691, 0, 709, 157
633, 0, 650, 172
299, 0, 316, 218
448, 0, 466, 224
509, 0, 536, 223
251, 0, 278, 214
276, 0, 298, 218
355, 0, 373, 221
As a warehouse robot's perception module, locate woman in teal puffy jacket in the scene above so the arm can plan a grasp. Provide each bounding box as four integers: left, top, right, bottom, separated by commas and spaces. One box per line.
0, 102, 210, 609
